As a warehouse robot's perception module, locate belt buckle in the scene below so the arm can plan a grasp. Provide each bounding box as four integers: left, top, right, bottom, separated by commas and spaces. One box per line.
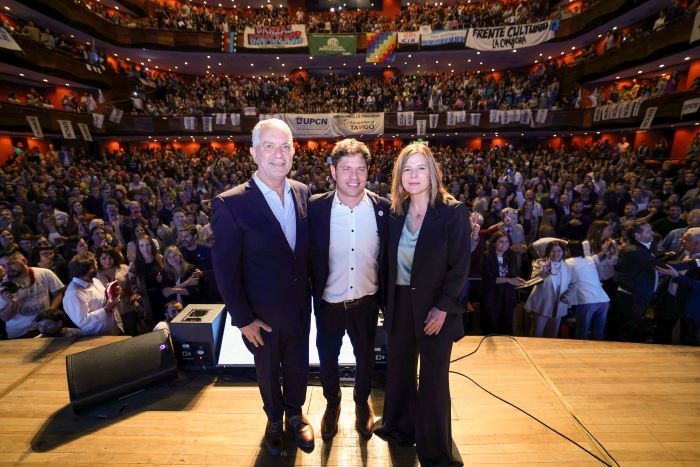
343, 298, 358, 310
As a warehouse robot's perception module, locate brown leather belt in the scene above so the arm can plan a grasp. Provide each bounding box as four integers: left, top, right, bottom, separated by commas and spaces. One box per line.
324, 294, 375, 310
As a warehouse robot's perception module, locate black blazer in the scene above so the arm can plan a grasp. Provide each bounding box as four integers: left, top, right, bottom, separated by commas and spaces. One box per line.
385, 198, 470, 341
615, 241, 698, 304
211, 178, 311, 329
308, 190, 390, 313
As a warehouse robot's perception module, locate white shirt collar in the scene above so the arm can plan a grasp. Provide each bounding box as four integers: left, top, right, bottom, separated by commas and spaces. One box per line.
333, 189, 372, 209
72, 277, 93, 288
253, 172, 291, 197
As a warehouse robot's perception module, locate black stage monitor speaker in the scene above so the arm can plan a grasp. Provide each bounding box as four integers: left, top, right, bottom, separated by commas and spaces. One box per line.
66, 329, 178, 413
169, 304, 226, 370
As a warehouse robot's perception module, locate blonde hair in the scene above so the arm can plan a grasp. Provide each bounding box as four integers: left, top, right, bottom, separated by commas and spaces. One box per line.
390, 142, 453, 215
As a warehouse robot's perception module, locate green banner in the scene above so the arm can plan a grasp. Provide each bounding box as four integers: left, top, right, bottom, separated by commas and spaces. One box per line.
309, 34, 356, 56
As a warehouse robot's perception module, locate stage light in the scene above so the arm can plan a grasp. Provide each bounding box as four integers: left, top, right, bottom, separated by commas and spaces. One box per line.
42, 79, 48, 82
19, 73, 24, 77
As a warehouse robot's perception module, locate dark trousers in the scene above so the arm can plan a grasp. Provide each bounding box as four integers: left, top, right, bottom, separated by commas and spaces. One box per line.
243, 317, 309, 422
376, 286, 463, 466
316, 295, 379, 406
615, 290, 649, 343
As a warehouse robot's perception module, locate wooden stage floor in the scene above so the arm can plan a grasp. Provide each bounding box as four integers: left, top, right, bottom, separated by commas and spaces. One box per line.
1, 336, 699, 466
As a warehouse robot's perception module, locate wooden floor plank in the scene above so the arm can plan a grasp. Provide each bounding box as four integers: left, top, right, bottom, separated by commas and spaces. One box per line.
0, 336, 699, 465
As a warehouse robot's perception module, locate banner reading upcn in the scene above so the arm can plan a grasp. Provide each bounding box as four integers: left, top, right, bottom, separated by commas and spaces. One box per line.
465, 21, 554, 51
309, 35, 356, 56
260, 113, 384, 138
243, 24, 307, 49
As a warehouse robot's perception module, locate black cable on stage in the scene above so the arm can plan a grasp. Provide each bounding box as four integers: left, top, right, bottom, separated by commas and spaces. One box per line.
448, 334, 620, 467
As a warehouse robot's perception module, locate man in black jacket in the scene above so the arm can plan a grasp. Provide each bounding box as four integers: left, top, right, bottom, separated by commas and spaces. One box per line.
615, 222, 698, 342
308, 139, 389, 442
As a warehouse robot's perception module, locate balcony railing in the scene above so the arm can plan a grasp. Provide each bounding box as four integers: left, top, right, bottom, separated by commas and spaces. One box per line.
3, 90, 697, 139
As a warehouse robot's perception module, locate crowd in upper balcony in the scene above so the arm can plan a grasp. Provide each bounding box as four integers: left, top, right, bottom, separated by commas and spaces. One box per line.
72, 0, 582, 34
1, 15, 108, 67
118, 61, 567, 116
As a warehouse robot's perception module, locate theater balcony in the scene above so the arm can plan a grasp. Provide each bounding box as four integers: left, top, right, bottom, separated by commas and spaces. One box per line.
3, 89, 697, 140
560, 13, 696, 90
0, 36, 131, 94
14, 0, 223, 51
12, 0, 657, 53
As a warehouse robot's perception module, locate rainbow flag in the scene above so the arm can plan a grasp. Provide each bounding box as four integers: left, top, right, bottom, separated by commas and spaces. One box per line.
222, 31, 236, 53
366, 32, 396, 64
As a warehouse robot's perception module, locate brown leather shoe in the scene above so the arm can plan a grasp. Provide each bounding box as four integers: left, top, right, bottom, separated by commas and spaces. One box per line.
321, 404, 341, 441
286, 415, 315, 452
264, 420, 283, 456
355, 402, 374, 439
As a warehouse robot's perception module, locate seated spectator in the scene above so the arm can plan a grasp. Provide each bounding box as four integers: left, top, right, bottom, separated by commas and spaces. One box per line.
153, 300, 184, 334
8, 92, 22, 105
35, 308, 81, 338
96, 246, 141, 336
62, 251, 124, 336
161, 245, 202, 308
653, 203, 687, 239
31, 244, 69, 284
0, 247, 65, 339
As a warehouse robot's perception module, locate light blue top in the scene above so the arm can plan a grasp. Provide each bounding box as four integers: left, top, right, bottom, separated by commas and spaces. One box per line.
253, 172, 296, 251
396, 216, 420, 286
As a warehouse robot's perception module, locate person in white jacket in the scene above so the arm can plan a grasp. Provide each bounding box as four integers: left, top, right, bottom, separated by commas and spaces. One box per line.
563, 241, 610, 340
525, 240, 571, 338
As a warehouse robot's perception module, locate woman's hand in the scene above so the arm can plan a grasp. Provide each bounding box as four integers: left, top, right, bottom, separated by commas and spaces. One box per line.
508, 277, 526, 287
424, 307, 447, 336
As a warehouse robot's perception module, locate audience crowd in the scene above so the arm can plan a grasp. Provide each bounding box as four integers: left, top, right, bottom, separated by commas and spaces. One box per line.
72, 0, 582, 34
1, 137, 699, 344
123, 64, 566, 116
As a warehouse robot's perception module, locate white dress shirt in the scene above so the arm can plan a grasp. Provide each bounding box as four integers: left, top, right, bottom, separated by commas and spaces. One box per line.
253, 173, 296, 251
323, 190, 379, 303
63, 277, 122, 336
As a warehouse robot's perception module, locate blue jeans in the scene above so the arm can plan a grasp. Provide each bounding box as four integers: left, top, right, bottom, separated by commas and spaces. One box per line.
575, 302, 609, 340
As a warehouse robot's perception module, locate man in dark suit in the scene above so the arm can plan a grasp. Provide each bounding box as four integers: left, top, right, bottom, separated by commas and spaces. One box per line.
615, 222, 698, 342
212, 119, 314, 456
655, 228, 700, 346
308, 139, 389, 442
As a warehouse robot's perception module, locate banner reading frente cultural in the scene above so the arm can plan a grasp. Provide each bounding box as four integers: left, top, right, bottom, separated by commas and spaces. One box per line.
465, 21, 555, 51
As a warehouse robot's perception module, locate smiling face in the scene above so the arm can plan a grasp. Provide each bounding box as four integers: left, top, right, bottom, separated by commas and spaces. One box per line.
331, 154, 368, 201
99, 253, 114, 270
250, 126, 294, 185
401, 152, 430, 197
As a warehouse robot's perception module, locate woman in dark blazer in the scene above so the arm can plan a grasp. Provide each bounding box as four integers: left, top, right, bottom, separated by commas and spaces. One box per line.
480, 231, 525, 335
373, 142, 470, 466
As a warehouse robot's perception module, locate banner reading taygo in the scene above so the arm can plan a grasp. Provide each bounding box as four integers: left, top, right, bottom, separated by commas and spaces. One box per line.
466, 21, 554, 51
262, 113, 384, 138
309, 35, 356, 56
243, 24, 307, 49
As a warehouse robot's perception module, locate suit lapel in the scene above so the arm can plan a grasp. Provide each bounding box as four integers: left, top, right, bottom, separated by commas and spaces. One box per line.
320, 191, 334, 267
388, 211, 404, 286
